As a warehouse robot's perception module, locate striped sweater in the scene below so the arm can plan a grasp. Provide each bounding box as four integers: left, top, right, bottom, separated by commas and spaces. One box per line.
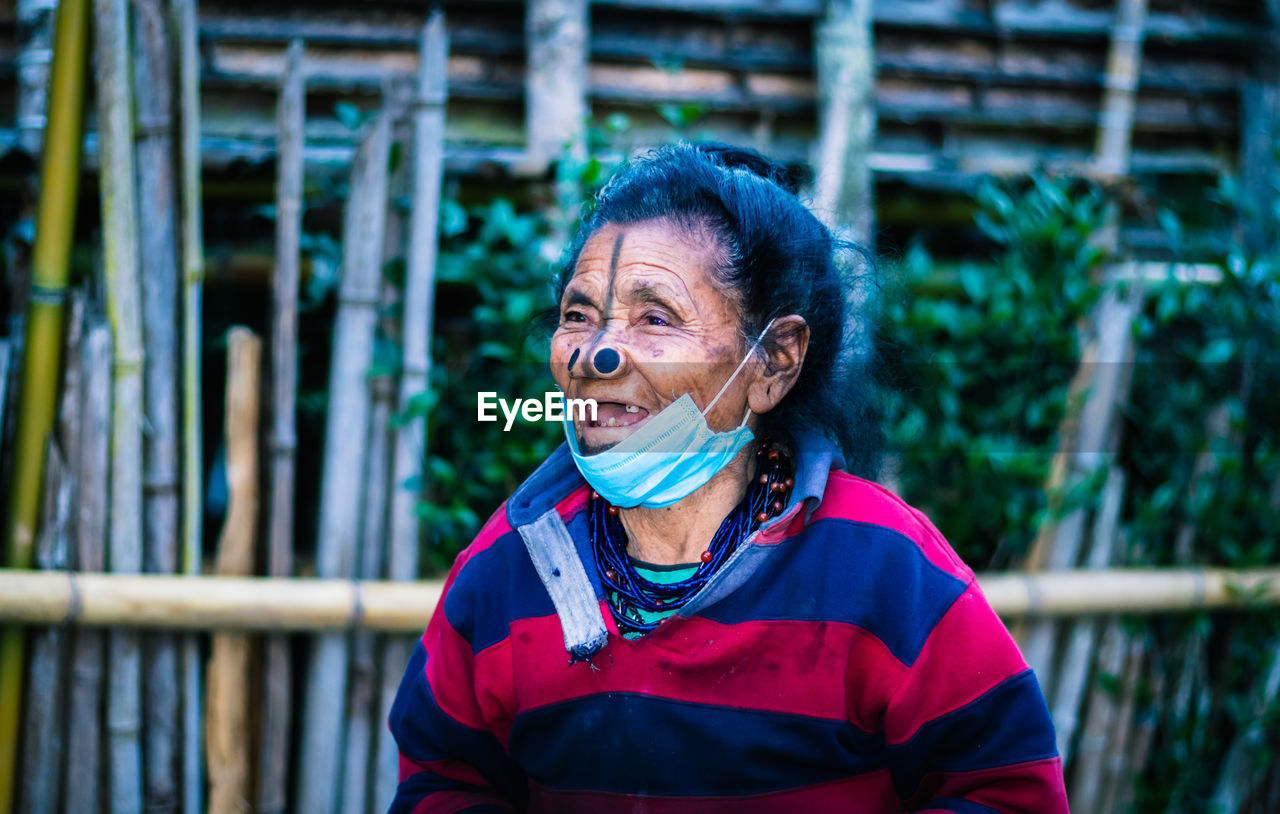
388, 433, 1068, 813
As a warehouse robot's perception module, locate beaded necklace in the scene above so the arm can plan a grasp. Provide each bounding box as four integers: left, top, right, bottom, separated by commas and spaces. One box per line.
590, 441, 795, 638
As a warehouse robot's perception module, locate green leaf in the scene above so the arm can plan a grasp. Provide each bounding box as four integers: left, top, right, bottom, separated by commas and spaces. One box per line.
334, 101, 368, 131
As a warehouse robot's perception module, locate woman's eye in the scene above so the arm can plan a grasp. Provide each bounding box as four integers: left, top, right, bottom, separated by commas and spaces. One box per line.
562, 310, 587, 323
645, 314, 669, 327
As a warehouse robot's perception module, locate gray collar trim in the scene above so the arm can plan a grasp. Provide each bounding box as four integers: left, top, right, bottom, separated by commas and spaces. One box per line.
515, 507, 608, 662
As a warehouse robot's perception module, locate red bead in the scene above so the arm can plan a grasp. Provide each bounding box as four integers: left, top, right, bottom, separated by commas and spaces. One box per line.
758, 473, 769, 484
771, 500, 784, 514
700, 550, 713, 563
605, 569, 616, 581
607, 505, 619, 516
768, 450, 779, 462
590, 490, 600, 500
770, 481, 785, 492
756, 511, 770, 523
784, 477, 795, 489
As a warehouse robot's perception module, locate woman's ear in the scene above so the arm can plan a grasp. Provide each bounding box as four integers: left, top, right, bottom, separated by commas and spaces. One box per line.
747, 315, 809, 415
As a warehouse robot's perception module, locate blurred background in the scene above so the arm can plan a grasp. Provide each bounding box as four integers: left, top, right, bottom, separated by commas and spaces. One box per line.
0, 0, 1278, 812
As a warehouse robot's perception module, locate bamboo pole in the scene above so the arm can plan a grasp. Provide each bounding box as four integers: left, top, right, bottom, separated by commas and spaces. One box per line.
133, 2, 182, 809
171, 0, 206, 810
19, 291, 83, 814
96, 0, 147, 807
1018, 283, 1142, 694
259, 37, 305, 814
377, 17, 448, 809
64, 315, 111, 814
17, 440, 70, 814
1048, 466, 1125, 767
0, 0, 89, 808
296, 109, 392, 814
525, 0, 587, 167
341, 375, 394, 814
205, 328, 261, 814
1097, 637, 1145, 813
1094, 0, 1150, 177
0, 344, 9, 441
812, 0, 876, 247
0, 568, 1276, 632
1018, 0, 1149, 696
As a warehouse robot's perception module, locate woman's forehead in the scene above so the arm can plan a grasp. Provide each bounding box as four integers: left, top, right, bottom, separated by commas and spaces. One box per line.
567, 220, 722, 299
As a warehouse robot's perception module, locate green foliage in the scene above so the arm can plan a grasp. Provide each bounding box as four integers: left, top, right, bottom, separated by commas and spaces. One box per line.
881, 173, 1112, 567
1120, 168, 1280, 812
407, 125, 630, 570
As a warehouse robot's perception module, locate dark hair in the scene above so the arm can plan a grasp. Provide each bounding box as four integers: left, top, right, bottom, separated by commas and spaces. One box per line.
555, 141, 883, 478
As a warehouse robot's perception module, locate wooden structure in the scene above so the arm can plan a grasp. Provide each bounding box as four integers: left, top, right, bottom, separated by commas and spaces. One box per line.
0, 0, 1269, 259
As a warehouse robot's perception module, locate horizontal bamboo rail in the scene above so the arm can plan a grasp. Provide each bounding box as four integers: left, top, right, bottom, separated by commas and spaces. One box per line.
0, 568, 1277, 631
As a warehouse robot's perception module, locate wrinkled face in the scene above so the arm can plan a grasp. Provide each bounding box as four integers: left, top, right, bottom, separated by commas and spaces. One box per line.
550, 218, 754, 455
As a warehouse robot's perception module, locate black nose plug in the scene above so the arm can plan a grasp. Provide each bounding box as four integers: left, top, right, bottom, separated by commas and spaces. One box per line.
593, 347, 620, 374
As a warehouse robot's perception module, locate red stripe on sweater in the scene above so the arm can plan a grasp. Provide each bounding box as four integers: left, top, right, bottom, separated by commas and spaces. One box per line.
910, 757, 1069, 813
423, 604, 489, 731
885, 582, 1028, 743
809, 472, 972, 580
411, 789, 519, 814
399, 755, 489, 788
526, 770, 902, 813
507, 614, 906, 726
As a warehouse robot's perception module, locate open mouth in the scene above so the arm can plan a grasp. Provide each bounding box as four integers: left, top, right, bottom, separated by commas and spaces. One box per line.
587, 401, 651, 429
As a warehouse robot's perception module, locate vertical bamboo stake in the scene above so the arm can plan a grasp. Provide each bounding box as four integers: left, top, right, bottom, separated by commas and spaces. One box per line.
65, 315, 111, 814
171, 1, 206, 810
0, 343, 8, 440
95, 0, 146, 809
377, 16, 448, 809
19, 291, 82, 814
812, 0, 876, 247
525, 0, 587, 166
1019, 0, 1148, 693
0, 1, 89, 809
133, 1, 182, 809
16, 0, 58, 157
259, 38, 305, 814
1019, 284, 1141, 695
1097, 638, 1144, 813
205, 328, 261, 814
1094, 0, 1149, 177
296, 110, 391, 814
340, 374, 393, 814
1049, 466, 1125, 766
17, 440, 70, 814
1066, 616, 1127, 810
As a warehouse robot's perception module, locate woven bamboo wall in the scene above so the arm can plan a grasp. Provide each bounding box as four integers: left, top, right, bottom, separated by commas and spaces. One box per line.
0, 0, 1269, 254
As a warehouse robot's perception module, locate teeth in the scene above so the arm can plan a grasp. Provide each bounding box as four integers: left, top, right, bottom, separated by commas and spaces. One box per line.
625, 404, 639, 413
607, 417, 618, 427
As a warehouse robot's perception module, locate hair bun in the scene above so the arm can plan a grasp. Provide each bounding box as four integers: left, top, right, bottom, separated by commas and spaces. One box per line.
692, 141, 803, 196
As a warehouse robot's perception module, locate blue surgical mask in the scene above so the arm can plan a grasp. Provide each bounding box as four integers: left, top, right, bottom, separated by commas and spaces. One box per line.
563, 319, 775, 508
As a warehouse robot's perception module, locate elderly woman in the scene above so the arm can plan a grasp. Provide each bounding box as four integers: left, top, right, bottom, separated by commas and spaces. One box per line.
389, 143, 1068, 813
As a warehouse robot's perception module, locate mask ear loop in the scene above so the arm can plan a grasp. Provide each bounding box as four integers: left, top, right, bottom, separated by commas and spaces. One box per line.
702, 317, 777, 427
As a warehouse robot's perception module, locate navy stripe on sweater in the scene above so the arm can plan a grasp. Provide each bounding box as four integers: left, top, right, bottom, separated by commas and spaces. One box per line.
700, 517, 968, 666
509, 692, 886, 795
